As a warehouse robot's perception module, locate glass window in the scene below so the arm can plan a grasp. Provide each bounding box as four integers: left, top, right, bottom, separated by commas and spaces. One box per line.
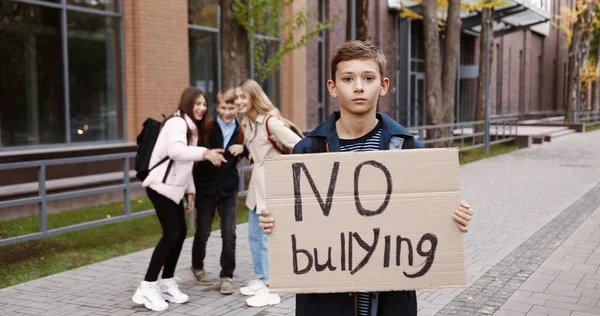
189, 29, 219, 116
0, 2, 65, 147
0, 0, 123, 149
67, 11, 122, 142
189, 0, 218, 27
67, 0, 118, 12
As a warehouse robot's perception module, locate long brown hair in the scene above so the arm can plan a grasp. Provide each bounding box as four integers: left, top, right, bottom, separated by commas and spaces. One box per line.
166, 86, 207, 146
237, 79, 301, 133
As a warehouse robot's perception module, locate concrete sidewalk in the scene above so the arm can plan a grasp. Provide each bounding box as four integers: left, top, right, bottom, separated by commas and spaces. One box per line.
1, 131, 600, 316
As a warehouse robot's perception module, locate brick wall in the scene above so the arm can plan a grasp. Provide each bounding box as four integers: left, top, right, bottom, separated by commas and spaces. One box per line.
304, 1, 571, 126
472, 0, 571, 116
124, 0, 189, 142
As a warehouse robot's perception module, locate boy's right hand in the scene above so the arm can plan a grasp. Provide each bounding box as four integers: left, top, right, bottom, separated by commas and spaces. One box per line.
203, 148, 227, 167
258, 209, 275, 235
228, 144, 244, 156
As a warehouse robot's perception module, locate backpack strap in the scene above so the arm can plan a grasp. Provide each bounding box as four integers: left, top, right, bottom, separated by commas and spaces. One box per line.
265, 115, 285, 154
149, 157, 169, 172
165, 115, 192, 145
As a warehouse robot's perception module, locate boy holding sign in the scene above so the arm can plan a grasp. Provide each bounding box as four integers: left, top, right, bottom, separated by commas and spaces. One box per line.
259, 41, 473, 316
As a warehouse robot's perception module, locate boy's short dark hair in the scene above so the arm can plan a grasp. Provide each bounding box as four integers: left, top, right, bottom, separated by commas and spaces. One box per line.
330, 40, 387, 82
216, 88, 235, 105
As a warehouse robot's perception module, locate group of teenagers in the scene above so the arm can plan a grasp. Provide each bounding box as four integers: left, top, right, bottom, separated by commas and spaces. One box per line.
132, 40, 474, 316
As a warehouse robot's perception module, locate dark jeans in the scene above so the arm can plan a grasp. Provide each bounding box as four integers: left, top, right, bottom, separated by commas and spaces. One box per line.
144, 188, 187, 282
191, 192, 237, 278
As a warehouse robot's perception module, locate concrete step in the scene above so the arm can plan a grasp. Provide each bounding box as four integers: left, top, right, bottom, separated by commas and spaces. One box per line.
538, 128, 576, 142
550, 128, 576, 139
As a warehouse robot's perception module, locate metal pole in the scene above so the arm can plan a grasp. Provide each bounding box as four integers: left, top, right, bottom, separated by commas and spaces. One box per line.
119, 0, 127, 141
61, 0, 71, 143
484, 14, 491, 155
39, 165, 48, 233
350, 0, 356, 40
123, 157, 131, 216
216, 5, 222, 94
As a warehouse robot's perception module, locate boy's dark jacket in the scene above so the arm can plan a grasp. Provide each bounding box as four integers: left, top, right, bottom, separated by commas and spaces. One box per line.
194, 118, 245, 196
292, 111, 423, 316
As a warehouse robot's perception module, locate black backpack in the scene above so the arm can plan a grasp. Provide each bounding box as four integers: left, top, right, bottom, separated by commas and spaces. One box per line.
135, 115, 192, 182
135, 117, 169, 181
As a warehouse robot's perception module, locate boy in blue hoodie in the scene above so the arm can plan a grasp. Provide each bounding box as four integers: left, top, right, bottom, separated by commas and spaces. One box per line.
258, 41, 473, 316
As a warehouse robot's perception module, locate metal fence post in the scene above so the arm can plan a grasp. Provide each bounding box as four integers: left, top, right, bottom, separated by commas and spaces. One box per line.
39, 164, 47, 233
483, 14, 491, 155
124, 157, 131, 216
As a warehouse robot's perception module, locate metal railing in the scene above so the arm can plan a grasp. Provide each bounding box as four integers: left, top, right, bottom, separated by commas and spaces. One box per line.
0, 153, 142, 246
0, 153, 253, 247
408, 117, 519, 152
0, 116, 523, 247
491, 110, 565, 123
574, 110, 600, 125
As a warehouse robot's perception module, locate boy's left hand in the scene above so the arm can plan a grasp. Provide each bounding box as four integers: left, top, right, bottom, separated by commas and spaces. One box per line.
453, 201, 473, 232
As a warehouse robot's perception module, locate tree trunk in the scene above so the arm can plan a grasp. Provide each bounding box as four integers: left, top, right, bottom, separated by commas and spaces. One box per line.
347, 0, 368, 41
593, 40, 600, 111
441, 0, 461, 147
220, 0, 249, 89
356, 0, 369, 41
566, 1, 593, 121
421, 0, 443, 146
475, 9, 495, 144
579, 2, 595, 112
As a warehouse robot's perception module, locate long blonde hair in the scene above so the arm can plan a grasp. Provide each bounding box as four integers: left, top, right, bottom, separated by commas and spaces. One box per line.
237, 79, 302, 134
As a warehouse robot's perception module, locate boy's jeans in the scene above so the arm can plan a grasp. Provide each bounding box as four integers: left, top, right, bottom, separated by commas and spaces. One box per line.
248, 209, 269, 284
192, 193, 237, 278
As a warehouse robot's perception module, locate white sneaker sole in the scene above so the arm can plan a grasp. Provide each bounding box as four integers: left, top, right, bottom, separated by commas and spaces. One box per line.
161, 293, 189, 304
240, 287, 263, 296
132, 292, 169, 311
246, 294, 281, 307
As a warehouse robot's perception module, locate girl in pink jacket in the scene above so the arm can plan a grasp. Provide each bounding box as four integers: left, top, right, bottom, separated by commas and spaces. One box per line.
132, 87, 226, 312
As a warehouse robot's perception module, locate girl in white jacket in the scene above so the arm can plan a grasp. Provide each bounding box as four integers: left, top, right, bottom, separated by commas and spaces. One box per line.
132, 87, 226, 312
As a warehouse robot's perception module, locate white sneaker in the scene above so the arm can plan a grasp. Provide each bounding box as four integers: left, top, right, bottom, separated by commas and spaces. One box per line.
240, 279, 266, 296
158, 277, 189, 304
246, 288, 281, 307
132, 281, 169, 311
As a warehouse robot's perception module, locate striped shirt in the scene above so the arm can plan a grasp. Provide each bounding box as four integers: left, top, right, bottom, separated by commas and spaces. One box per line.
339, 119, 382, 316
339, 120, 382, 153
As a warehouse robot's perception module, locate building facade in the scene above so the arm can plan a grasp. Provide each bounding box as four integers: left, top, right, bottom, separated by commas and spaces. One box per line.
0, 0, 570, 154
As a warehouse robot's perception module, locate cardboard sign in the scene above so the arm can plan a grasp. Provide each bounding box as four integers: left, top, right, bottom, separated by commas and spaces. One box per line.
264, 148, 465, 294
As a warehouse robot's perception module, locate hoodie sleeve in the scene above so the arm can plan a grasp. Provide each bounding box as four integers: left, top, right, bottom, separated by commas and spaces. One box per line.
164, 117, 207, 161
292, 137, 312, 154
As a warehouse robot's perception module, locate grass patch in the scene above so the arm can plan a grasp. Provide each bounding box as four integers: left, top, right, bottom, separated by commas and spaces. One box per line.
585, 124, 600, 132
458, 142, 520, 165
0, 197, 248, 289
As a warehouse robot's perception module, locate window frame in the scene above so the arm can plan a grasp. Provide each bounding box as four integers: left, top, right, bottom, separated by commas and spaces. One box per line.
188, 3, 221, 117
1, 0, 126, 151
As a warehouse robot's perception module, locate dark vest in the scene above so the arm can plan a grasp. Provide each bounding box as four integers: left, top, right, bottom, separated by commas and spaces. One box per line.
193, 118, 244, 196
